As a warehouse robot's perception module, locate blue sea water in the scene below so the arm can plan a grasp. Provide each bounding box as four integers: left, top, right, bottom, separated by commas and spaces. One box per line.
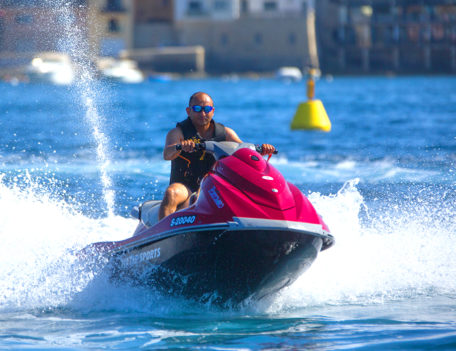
1, 76, 456, 350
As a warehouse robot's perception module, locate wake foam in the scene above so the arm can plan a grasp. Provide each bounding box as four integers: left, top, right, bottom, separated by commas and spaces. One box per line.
1, 175, 455, 314
0, 175, 133, 311
264, 179, 456, 312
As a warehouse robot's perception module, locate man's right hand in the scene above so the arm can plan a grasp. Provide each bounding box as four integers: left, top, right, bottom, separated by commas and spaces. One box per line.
179, 139, 196, 153
260, 144, 276, 155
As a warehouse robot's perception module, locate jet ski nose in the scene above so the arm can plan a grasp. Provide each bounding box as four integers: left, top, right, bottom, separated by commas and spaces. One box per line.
233, 148, 267, 172
130, 206, 140, 220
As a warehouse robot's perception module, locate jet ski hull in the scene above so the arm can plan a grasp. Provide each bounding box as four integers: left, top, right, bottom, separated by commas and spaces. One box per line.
83, 142, 335, 305
109, 223, 330, 303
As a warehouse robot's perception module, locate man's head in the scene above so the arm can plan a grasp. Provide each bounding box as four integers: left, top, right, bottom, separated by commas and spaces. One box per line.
186, 92, 214, 129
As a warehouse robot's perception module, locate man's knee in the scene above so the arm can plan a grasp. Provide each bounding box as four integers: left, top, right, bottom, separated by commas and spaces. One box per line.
163, 185, 178, 202
159, 183, 190, 220
163, 183, 189, 205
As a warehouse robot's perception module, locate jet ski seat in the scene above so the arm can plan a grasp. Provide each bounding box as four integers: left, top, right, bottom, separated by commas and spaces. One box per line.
130, 192, 197, 234
130, 200, 162, 229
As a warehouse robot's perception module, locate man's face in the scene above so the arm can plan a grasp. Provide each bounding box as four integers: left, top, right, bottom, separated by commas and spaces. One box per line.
186, 94, 214, 128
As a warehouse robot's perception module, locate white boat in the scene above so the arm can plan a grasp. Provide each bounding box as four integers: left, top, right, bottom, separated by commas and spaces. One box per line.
98, 58, 144, 84
25, 52, 75, 85
276, 66, 303, 82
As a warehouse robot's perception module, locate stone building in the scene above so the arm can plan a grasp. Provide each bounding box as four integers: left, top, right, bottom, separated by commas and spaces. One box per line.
133, 0, 176, 49
0, 0, 135, 71
132, 0, 316, 74
0, 0, 88, 69
316, 0, 456, 73
88, 0, 134, 57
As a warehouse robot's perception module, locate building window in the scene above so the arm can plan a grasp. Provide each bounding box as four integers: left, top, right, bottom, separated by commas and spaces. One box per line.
108, 18, 120, 32
15, 14, 33, 24
188, 1, 204, 15
254, 33, 263, 44
264, 1, 277, 11
214, 0, 228, 11
241, 0, 248, 14
104, 0, 126, 12
288, 32, 296, 45
220, 33, 229, 45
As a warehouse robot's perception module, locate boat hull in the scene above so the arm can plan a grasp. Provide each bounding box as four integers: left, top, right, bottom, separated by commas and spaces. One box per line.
82, 142, 336, 304
111, 228, 325, 304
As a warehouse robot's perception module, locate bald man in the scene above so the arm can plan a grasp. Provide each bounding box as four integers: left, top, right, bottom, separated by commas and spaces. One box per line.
158, 92, 274, 220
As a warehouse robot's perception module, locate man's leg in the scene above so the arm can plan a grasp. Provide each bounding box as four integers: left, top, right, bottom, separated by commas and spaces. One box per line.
158, 183, 191, 220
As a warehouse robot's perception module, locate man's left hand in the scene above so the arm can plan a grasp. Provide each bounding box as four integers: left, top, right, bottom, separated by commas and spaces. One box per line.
260, 144, 275, 155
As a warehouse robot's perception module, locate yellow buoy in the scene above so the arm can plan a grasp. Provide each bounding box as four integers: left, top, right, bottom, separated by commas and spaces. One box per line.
291, 99, 331, 131
290, 69, 331, 132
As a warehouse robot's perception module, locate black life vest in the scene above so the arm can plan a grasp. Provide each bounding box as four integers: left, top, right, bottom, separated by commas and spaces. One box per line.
170, 117, 227, 192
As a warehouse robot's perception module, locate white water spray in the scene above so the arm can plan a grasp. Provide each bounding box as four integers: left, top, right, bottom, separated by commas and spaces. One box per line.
51, 1, 115, 216
0, 176, 133, 311
82, 96, 115, 217
261, 179, 456, 313
1, 173, 455, 313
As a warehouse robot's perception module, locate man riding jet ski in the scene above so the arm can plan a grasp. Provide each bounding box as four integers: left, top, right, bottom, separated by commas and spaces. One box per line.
82, 92, 334, 304
159, 91, 275, 220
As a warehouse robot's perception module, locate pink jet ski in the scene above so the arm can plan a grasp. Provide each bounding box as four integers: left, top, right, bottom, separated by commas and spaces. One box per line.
84, 141, 334, 303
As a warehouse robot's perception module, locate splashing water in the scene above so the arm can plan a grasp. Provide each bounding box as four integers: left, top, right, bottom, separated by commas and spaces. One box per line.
2, 173, 455, 314
0, 176, 133, 311
82, 96, 115, 217
261, 179, 456, 313
50, 1, 115, 216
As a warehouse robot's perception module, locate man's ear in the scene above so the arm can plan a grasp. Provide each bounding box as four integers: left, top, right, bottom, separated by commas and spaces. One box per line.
186, 106, 191, 115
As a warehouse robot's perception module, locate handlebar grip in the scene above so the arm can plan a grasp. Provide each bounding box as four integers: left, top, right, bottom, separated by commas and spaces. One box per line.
255, 145, 278, 154
175, 143, 206, 151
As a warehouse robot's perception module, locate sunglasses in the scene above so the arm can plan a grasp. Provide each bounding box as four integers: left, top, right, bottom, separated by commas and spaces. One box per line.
191, 105, 214, 113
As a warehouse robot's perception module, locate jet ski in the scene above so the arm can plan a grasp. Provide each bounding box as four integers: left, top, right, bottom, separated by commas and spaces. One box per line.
83, 141, 334, 304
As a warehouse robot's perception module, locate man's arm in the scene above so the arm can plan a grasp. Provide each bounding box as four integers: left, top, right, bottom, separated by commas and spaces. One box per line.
224, 127, 274, 154
225, 127, 242, 143
163, 127, 185, 160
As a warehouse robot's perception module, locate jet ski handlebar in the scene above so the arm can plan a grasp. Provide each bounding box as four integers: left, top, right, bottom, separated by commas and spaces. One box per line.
256, 144, 279, 155
176, 141, 277, 160
175, 143, 205, 151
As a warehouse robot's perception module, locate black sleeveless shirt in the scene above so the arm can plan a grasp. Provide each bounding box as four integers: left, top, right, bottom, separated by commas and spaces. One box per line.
170, 117, 227, 192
